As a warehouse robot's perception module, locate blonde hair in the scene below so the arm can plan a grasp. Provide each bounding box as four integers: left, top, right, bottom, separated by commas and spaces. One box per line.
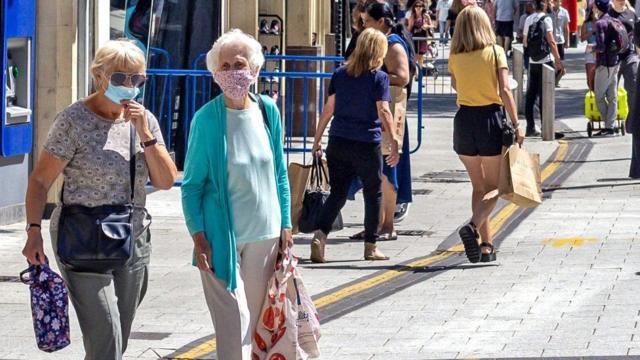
450, 6, 496, 54
346, 28, 388, 77
206, 29, 264, 74
91, 39, 146, 89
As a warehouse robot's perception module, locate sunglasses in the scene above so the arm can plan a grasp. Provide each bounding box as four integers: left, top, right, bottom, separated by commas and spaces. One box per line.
110, 72, 147, 87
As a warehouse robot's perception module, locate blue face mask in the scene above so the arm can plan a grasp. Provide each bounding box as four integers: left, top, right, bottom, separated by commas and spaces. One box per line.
104, 83, 140, 104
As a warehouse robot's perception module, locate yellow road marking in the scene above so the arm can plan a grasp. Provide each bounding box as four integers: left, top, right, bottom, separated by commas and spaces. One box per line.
542, 237, 599, 248
173, 141, 570, 359
171, 339, 216, 359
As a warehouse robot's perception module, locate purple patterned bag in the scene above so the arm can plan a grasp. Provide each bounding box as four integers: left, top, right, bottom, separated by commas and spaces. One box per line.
20, 262, 70, 352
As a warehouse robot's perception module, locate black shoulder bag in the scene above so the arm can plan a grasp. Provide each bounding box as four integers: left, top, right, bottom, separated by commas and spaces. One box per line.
57, 123, 141, 273
493, 45, 516, 147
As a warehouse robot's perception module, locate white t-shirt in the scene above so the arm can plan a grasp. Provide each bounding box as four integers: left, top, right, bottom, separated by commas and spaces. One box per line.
524, 12, 554, 64
495, 0, 516, 22
552, 7, 570, 44
225, 103, 281, 243
436, 0, 451, 22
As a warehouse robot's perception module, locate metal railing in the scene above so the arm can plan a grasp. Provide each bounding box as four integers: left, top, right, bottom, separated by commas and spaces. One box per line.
145, 54, 425, 165
413, 36, 453, 95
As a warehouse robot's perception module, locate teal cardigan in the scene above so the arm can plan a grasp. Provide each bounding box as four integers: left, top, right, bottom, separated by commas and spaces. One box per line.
181, 94, 292, 291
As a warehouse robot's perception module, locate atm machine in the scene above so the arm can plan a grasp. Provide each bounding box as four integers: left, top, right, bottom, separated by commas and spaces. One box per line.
0, 0, 36, 224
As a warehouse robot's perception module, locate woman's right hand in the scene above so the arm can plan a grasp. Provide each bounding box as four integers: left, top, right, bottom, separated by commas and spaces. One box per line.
516, 127, 525, 146
193, 233, 213, 273
386, 140, 400, 167
312, 141, 323, 157
22, 230, 46, 265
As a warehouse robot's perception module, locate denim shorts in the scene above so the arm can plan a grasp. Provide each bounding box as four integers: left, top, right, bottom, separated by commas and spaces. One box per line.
453, 104, 504, 157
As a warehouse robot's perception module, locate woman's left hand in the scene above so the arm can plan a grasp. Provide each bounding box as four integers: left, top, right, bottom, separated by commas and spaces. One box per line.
123, 100, 152, 139
280, 228, 293, 253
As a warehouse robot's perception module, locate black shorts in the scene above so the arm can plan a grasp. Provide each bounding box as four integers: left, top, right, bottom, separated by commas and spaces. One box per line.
453, 104, 504, 157
495, 21, 514, 37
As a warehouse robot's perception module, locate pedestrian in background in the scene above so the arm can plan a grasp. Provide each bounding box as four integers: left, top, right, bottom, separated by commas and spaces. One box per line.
494, 0, 518, 55
22, 39, 177, 359
484, 0, 497, 27
523, 0, 565, 136
518, 1, 535, 68
581, 2, 598, 91
181, 29, 292, 359
436, 0, 452, 44
609, 0, 638, 136
593, 0, 621, 136
550, 0, 570, 61
449, 6, 524, 263
311, 28, 399, 263
408, 0, 435, 65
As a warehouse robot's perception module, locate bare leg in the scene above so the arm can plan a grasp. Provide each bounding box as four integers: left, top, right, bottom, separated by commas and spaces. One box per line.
379, 175, 397, 235
458, 154, 502, 253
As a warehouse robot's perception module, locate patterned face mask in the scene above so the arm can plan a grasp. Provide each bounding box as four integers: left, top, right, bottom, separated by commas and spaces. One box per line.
214, 69, 255, 100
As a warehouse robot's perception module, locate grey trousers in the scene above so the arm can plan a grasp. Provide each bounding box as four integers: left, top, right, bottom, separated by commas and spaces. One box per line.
54, 229, 151, 360
200, 238, 278, 360
595, 64, 620, 129
618, 54, 639, 126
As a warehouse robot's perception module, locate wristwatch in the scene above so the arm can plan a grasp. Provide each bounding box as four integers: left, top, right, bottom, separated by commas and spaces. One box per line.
25, 223, 41, 232
141, 138, 158, 148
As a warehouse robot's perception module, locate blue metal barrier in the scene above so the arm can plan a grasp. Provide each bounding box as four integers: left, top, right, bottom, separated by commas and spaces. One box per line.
145, 54, 424, 162
146, 47, 174, 149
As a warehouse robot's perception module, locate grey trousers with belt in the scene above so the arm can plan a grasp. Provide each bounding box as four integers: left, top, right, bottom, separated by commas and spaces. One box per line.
53, 227, 152, 360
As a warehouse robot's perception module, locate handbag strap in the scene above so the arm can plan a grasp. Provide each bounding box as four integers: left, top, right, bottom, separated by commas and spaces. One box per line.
60, 122, 136, 205
128, 122, 136, 203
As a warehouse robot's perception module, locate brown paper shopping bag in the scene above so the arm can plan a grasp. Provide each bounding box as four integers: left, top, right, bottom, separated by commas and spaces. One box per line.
381, 86, 407, 155
288, 162, 313, 234
498, 145, 543, 208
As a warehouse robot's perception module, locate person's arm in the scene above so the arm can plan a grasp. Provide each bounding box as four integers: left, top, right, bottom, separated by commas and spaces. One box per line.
497, 67, 524, 144
564, 17, 570, 48
124, 101, 177, 190
594, 20, 606, 53
181, 113, 213, 273
312, 94, 335, 153
385, 43, 410, 87
451, 72, 457, 91
408, 15, 415, 31
22, 152, 68, 265
377, 100, 400, 166
523, 19, 530, 47
546, 25, 565, 71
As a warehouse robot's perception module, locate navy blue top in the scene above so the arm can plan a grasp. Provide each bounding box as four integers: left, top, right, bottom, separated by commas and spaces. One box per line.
328, 66, 391, 143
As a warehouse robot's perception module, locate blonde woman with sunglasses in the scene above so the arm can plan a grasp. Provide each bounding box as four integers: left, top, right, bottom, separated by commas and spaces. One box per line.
22, 39, 177, 359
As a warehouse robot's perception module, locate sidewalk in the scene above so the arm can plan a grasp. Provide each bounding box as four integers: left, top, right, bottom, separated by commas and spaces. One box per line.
1, 47, 639, 359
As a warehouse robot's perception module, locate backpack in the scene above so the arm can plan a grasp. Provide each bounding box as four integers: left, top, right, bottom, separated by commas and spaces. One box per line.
527, 15, 551, 61
604, 17, 629, 55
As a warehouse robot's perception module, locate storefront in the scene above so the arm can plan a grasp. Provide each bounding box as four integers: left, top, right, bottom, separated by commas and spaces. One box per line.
0, 0, 337, 225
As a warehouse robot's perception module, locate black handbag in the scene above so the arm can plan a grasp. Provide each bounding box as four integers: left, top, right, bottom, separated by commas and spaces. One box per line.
298, 155, 344, 234
56, 123, 145, 273
492, 45, 516, 147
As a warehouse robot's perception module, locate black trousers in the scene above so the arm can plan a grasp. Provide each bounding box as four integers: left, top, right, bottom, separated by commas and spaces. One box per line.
525, 62, 554, 133
317, 136, 382, 243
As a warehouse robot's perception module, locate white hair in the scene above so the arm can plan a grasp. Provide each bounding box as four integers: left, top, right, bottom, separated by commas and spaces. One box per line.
206, 29, 265, 74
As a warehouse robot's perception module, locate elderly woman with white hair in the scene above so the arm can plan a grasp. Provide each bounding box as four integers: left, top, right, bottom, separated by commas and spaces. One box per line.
22, 39, 177, 359
181, 29, 292, 359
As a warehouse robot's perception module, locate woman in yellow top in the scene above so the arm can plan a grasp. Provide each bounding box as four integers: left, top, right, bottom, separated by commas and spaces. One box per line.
448, 6, 524, 263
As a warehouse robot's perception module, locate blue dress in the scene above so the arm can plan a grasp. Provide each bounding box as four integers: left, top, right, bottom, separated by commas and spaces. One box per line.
349, 33, 413, 204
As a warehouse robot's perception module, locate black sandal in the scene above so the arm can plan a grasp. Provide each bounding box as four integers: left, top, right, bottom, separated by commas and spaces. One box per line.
480, 242, 497, 262
458, 223, 481, 263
